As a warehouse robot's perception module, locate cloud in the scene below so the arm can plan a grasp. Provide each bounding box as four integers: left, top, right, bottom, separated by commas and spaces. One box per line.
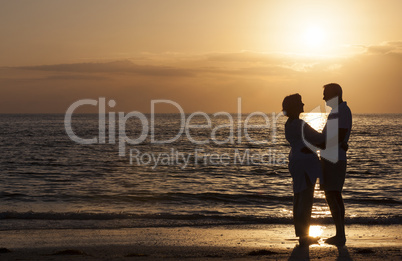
1, 45, 401, 113
366, 41, 402, 55
205, 51, 284, 63
11, 54, 304, 80
8, 51, 347, 82
45, 74, 110, 81
17, 60, 195, 77
0, 71, 110, 83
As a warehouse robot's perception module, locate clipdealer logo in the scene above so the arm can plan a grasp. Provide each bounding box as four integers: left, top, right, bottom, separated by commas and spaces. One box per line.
64, 97, 287, 168
302, 96, 340, 163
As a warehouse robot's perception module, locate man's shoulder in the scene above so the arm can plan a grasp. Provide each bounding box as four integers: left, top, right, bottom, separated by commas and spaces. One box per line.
340, 101, 351, 110
339, 102, 352, 116
338, 102, 352, 128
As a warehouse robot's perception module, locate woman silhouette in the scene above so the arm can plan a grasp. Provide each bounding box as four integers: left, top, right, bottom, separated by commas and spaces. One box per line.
282, 93, 324, 246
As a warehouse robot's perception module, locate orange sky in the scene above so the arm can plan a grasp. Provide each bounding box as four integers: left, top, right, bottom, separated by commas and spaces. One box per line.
0, 0, 401, 113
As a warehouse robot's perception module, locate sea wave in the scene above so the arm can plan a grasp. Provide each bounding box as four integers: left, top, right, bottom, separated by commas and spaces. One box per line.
1, 191, 399, 205
0, 211, 400, 226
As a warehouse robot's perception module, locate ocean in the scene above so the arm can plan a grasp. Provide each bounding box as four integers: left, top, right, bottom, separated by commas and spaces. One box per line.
0, 113, 401, 230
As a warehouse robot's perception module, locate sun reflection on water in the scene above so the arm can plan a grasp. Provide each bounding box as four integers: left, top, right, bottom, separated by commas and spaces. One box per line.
301, 113, 328, 132
301, 114, 333, 220
312, 183, 331, 219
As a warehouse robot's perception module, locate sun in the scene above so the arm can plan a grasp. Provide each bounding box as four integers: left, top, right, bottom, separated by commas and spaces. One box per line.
303, 26, 326, 48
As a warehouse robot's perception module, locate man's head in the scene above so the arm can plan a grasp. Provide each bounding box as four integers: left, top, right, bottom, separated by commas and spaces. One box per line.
323, 83, 343, 106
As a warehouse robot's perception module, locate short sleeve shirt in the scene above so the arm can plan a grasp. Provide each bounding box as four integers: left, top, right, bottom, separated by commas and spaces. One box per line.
323, 102, 352, 161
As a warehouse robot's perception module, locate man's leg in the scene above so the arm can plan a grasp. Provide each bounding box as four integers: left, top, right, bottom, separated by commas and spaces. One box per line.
322, 159, 347, 245
325, 190, 346, 244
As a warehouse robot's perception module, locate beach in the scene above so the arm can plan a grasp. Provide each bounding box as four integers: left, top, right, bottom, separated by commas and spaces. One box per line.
0, 224, 400, 260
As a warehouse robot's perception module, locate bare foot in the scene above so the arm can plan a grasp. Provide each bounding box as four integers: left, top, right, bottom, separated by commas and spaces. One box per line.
324, 236, 346, 246
299, 236, 320, 246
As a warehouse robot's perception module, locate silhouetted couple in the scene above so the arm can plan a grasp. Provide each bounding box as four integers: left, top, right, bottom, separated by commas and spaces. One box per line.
282, 83, 352, 246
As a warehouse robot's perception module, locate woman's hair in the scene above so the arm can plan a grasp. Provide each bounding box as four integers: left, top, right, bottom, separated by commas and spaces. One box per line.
282, 93, 301, 116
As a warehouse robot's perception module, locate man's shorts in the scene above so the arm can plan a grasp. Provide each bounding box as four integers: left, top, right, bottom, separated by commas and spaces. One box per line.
320, 159, 347, 192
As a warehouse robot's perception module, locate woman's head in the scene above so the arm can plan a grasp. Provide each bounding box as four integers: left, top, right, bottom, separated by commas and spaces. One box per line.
282, 93, 304, 118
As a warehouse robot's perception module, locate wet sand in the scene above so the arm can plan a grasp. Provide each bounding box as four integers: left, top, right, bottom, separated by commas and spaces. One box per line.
0, 224, 400, 260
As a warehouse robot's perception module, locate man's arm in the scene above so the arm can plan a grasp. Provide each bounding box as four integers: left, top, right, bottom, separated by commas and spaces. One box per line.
339, 128, 349, 151
339, 128, 348, 143
303, 122, 325, 149
320, 128, 349, 150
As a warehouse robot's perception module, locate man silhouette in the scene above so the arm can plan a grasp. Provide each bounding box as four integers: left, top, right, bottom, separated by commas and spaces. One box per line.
321, 83, 352, 246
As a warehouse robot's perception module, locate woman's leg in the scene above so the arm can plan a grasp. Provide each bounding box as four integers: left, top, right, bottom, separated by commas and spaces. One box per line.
293, 174, 315, 238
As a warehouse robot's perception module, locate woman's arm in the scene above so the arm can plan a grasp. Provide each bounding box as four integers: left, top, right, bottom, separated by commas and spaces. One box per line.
302, 121, 325, 149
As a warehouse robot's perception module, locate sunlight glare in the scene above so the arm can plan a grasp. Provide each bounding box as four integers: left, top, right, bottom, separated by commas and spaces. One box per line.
303, 26, 326, 48
309, 225, 323, 237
